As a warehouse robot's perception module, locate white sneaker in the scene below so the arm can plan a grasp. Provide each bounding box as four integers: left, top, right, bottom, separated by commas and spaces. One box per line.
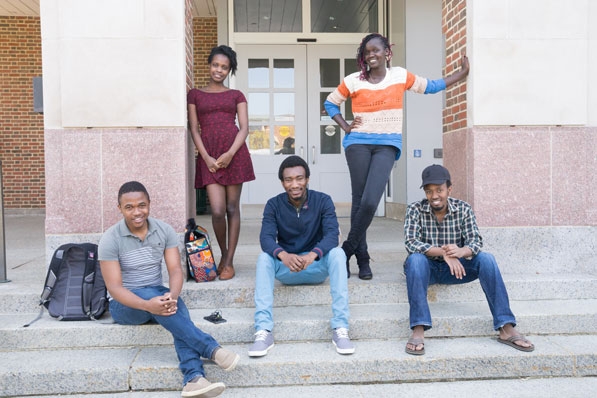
248, 330, 274, 357
332, 327, 355, 355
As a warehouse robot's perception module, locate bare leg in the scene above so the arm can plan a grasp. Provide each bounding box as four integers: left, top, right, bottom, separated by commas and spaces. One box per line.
205, 184, 228, 272
221, 184, 243, 271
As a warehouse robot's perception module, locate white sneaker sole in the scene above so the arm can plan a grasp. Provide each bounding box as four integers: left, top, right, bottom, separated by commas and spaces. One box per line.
181, 381, 226, 397
248, 343, 274, 357
333, 340, 355, 355
219, 353, 240, 371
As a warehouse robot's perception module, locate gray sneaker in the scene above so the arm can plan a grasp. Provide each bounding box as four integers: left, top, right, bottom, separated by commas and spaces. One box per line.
332, 327, 355, 355
248, 330, 274, 357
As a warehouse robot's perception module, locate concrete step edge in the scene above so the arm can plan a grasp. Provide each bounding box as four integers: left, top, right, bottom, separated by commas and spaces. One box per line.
17, 376, 597, 398
1, 335, 595, 397
2, 299, 596, 349
2, 273, 597, 313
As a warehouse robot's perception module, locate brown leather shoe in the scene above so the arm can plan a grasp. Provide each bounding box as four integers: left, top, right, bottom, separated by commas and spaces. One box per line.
219, 266, 235, 280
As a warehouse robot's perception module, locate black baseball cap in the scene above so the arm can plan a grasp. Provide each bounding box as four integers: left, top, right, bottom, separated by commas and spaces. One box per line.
420, 164, 451, 188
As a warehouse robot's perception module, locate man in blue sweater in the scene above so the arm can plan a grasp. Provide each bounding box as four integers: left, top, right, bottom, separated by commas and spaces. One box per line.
248, 156, 354, 357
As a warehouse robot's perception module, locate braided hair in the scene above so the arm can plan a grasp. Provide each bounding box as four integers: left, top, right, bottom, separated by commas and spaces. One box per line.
356, 33, 393, 81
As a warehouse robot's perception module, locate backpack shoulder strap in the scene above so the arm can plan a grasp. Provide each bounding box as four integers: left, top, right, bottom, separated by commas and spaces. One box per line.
24, 243, 76, 327
184, 218, 197, 242
184, 218, 197, 281
80, 243, 99, 317
40, 243, 77, 305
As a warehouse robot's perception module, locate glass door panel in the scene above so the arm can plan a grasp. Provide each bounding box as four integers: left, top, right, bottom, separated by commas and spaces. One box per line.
274, 59, 295, 88
307, 44, 358, 205
236, 45, 307, 204
274, 93, 295, 121
248, 59, 269, 87
247, 92, 270, 154
237, 43, 356, 207
319, 58, 340, 87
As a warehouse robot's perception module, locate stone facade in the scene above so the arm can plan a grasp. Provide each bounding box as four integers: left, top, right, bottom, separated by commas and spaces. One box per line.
0, 15, 216, 210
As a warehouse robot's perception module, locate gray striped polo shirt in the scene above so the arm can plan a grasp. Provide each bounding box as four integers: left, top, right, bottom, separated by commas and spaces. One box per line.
98, 217, 179, 292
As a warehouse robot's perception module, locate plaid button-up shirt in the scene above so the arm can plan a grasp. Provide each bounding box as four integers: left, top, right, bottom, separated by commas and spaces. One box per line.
404, 197, 483, 261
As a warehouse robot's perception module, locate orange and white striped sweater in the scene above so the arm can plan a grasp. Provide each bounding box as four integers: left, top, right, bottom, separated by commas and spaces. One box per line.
324, 67, 445, 160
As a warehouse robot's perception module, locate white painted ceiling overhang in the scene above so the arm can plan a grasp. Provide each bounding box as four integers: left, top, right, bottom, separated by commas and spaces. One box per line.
0, 0, 217, 17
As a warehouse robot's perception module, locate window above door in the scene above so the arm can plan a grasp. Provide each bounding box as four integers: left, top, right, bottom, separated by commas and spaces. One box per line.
233, 0, 379, 33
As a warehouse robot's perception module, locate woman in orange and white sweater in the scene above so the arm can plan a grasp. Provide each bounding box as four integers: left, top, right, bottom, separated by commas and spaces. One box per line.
324, 33, 469, 280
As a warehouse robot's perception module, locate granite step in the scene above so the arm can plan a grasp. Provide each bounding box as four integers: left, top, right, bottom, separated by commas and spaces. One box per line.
178, 271, 597, 309
2, 269, 597, 313
2, 335, 596, 397
19, 376, 597, 398
3, 299, 596, 350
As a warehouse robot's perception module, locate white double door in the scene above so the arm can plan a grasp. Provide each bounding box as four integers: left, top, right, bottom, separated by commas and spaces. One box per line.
236, 44, 357, 210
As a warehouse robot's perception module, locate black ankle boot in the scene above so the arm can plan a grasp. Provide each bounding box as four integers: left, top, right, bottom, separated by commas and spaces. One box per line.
356, 252, 372, 280
358, 263, 372, 280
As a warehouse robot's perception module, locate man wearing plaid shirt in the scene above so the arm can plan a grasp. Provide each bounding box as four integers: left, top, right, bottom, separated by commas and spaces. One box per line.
403, 164, 534, 355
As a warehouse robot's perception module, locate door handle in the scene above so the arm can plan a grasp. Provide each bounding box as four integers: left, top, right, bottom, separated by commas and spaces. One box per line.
300, 146, 304, 158
312, 146, 316, 164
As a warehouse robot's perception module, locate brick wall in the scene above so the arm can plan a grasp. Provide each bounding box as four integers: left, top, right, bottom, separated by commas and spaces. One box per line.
192, 17, 218, 89
442, 0, 468, 132
0, 16, 44, 209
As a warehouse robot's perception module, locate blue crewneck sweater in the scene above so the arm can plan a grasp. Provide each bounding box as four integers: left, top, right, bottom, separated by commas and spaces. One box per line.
260, 189, 339, 259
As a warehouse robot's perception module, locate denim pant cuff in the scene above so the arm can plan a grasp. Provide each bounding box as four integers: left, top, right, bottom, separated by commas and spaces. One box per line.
206, 344, 221, 361
410, 323, 432, 331
495, 320, 517, 331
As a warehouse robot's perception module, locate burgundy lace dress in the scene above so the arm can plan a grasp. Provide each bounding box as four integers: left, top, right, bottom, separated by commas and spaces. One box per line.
187, 89, 255, 188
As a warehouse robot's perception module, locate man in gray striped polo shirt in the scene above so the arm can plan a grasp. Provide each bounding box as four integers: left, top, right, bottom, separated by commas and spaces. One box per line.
99, 181, 238, 397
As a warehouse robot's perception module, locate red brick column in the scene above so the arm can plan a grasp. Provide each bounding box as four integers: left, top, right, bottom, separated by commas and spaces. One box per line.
441, 0, 471, 202
0, 16, 44, 209
189, 16, 218, 180
442, 0, 468, 132
192, 17, 217, 88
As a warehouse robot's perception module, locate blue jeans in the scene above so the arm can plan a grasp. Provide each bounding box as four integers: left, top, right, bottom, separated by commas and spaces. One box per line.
344, 144, 397, 261
254, 247, 349, 331
109, 285, 220, 386
403, 252, 516, 331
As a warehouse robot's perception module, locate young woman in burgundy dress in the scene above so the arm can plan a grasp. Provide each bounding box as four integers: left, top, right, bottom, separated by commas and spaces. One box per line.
187, 45, 255, 281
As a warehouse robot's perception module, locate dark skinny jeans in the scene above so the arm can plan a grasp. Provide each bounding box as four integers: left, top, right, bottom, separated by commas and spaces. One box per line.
344, 144, 397, 262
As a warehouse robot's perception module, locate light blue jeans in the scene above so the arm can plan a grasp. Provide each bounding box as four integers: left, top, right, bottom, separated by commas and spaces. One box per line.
254, 247, 349, 332
404, 252, 517, 331
109, 285, 220, 386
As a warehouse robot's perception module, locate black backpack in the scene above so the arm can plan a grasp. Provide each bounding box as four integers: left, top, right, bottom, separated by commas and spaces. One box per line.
24, 243, 108, 326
